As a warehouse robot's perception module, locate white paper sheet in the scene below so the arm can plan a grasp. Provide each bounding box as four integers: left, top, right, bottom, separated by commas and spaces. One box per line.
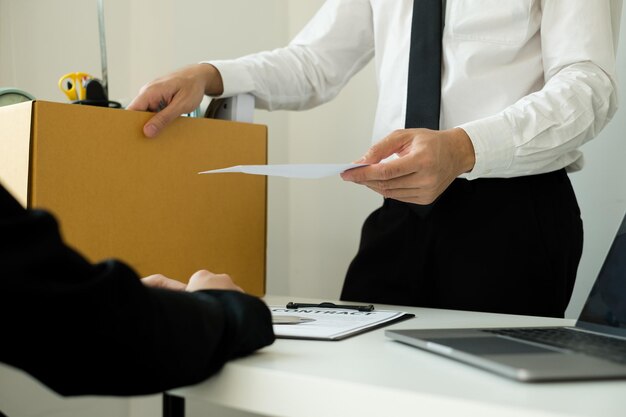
199, 163, 368, 179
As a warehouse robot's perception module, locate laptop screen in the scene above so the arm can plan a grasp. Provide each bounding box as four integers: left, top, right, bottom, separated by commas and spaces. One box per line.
578, 213, 626, 337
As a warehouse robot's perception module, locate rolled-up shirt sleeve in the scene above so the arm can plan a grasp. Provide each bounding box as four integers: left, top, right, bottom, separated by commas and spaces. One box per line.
205, 0, 374, 111
460, 0, 619, 179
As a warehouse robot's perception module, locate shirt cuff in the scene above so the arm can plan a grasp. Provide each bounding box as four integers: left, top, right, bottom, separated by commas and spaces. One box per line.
458, 114, 516, 179
201, 60, 255, 98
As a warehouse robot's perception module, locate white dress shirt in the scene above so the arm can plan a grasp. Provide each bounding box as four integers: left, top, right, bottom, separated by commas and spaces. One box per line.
208, 0, 621, 179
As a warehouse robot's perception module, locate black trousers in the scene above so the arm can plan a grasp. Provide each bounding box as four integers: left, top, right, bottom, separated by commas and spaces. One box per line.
340, 169, 583, 318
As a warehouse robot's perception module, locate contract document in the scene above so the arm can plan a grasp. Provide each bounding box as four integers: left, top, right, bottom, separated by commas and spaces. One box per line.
270, 305, 414, 341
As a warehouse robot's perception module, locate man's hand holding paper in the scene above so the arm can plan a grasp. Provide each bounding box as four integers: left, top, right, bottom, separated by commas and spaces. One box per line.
340, 127, 475, 205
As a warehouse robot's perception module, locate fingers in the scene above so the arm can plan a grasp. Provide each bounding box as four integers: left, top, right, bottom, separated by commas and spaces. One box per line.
126, 64, 215, 138
362, 172, 440, 205
129, 87, 200, 138
341, 155, 420, 184
126, 84, 173, 113
186, 270, 244, 293
126, 87, 181, 138
141, 274, 187, 291
141, 270, 245, 293
341, 130, 421, 183
362, 172, 424, 194
360, 129, 415, 164
142, 104, 184, 138
342, 128, 458, 204
125, 94, 151, 112
364, 183, 430, 204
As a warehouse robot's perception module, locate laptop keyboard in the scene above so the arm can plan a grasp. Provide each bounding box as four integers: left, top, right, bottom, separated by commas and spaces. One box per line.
484, 328, 626, 364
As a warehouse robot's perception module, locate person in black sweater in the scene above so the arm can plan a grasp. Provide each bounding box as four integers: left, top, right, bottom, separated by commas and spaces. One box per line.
0, 182, 274, 396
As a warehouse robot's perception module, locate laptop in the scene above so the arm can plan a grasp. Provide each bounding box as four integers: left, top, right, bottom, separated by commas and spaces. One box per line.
386, 211, 626, 382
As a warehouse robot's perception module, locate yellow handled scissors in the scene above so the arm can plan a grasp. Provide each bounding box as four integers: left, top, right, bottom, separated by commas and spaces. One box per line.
58, 72, 93, 101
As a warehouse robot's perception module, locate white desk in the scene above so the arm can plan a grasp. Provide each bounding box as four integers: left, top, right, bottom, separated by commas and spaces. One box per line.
167, 296, 626, 417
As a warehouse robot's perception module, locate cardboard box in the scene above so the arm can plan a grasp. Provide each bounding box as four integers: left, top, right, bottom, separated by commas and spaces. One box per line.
0, 100, 267, 295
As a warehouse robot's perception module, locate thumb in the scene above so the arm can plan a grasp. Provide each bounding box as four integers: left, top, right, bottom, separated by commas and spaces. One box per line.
143, 105, 180, 138
359, 131, 409, 164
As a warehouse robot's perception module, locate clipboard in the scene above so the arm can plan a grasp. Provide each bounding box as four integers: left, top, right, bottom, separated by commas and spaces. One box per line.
270, 305, 415, 341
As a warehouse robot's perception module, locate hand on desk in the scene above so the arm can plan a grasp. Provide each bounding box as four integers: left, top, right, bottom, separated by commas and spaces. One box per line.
142, 269, 243, 293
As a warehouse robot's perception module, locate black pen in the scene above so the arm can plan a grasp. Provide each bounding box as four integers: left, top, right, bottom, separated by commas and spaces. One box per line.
286, 301, 375, 312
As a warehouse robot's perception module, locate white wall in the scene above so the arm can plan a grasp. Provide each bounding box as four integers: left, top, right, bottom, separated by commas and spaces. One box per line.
567, 15, 626, 317
283, 1, 380, 299
1, 0, 625, 415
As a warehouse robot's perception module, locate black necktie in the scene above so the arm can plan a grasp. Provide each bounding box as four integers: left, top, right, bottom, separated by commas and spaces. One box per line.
405, 0, 443, 130
404, 0, 443, 214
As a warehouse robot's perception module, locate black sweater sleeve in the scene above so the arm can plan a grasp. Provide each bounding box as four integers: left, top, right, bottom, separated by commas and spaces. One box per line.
0, 184, 274, 396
